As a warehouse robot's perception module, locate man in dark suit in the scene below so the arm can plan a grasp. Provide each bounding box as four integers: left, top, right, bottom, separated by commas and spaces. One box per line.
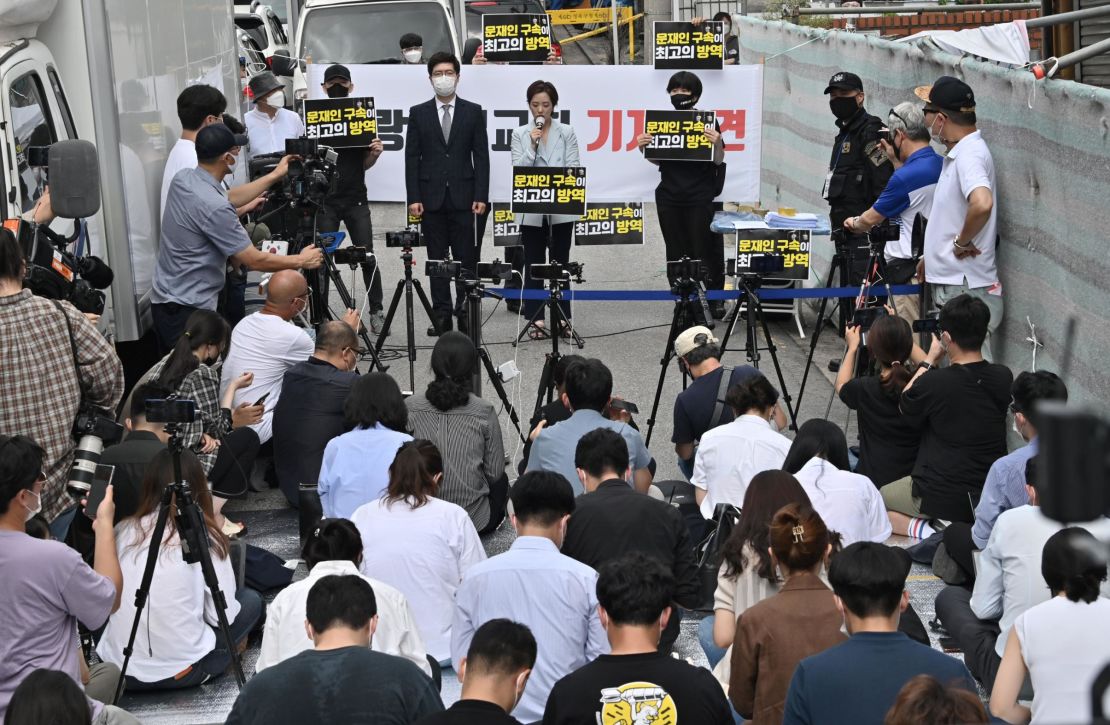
405, 52, 490, 336
271, 321, 361, 507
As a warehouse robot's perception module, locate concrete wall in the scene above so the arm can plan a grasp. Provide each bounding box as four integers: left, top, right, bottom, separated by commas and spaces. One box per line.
738, 17, 1110, 408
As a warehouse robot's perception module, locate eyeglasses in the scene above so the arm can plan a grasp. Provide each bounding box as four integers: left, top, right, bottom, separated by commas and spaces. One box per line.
296, 287, 312, 301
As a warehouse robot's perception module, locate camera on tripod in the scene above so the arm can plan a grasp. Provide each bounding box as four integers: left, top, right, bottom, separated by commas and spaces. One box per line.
248, 138, 338, 209
531, 261, 584, 283
426, 260, 462, 279
146, 397, 199, 425
476, 260, 513, 283
332, 245, 369, 265
386, 230, 423, 248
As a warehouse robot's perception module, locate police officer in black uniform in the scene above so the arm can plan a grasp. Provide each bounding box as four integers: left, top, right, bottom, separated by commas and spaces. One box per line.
823, 71, 892, 333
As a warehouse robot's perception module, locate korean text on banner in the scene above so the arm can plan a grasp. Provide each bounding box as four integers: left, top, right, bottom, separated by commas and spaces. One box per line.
492, 204, 522, 247
511, 166, 587, 216
653, 21, 725, 70
303, 97, 377, 146
305, 64, 763, 204
482, 14, 551, 63
574, 203, 644, 245
643, 110, 716, 162
734, 229, 812, 281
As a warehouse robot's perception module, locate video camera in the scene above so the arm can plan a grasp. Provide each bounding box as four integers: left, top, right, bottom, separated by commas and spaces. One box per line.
531, 261, 584, 283
386, 230, 423, 248
831, 218, 900, 248
249, 137, 338, 210
11, 140, 114, 315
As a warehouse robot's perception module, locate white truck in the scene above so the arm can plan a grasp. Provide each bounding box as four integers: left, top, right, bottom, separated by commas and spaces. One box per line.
0, 0, 240, 343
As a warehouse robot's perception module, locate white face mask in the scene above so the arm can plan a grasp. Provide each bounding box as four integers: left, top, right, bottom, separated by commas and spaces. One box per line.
225, 152, 238, 172
264, 90, 286, 109
432, 76, 456, 97
929, 114, 945, 143
403, 48, 422, 63
23, 489, 41, 522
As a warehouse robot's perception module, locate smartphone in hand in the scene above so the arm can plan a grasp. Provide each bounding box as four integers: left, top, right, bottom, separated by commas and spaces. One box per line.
83, 464, 115, 520
253, 392, 270, 407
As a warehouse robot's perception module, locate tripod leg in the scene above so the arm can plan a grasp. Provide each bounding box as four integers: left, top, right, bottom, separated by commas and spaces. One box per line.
479, 347, 526, 444
404, 276, 416, 392
645, 300, 688, 447
752, 295, 798, 431
374, 280, 406, 357
531, 353, 557, 425
515, 300, 549, 345
717, 293, 741, 360
794, 253, 842, 415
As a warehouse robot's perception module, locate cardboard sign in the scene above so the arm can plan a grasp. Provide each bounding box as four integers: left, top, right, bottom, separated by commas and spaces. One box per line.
302, 97, 377, 147
734, 229, 812, 281
492, 204, 522, 247
511, 166, 587, 216
482, 14, 551, 63
653, 21, 725, 70
643, 110, 716, 162
574, 203, 644, 245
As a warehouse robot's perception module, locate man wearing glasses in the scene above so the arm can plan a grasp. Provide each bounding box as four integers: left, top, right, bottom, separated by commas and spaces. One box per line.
405, 52, 490, 337
220, 271, 360, 451
842, 102, 942, 326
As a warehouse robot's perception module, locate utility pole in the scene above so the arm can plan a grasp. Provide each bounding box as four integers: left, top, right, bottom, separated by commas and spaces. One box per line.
642, 0, 676, 63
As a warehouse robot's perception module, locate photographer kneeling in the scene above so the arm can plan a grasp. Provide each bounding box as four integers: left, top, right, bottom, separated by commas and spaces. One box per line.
841, 102, 941, 326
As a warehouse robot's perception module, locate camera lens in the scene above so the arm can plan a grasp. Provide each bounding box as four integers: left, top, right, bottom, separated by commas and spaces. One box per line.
66, 434, 105, 496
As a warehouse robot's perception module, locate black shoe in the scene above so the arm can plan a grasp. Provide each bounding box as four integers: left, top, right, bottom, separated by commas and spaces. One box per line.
506, 300, 520, 314
456, 314, 469, 335
427, 315, 452, 337
828, 359, 841, 372
709, 300, 726, 320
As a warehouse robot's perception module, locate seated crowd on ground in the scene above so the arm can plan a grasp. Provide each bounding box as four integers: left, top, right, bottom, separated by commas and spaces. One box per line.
3, 287, 1110, 725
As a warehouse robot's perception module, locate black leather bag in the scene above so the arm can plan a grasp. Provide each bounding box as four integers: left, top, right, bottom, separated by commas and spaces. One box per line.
693, 503, 741, 611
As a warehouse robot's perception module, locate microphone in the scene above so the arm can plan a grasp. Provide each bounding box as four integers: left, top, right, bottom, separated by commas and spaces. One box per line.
535, 116, 546, 130
74, 256, 114, 289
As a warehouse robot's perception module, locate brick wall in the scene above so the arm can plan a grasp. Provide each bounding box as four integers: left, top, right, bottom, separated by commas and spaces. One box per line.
830, 9, 1042, 51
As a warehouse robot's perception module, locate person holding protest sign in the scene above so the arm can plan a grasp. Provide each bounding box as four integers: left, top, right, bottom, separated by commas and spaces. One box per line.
636, 71, 726, 319
510, 80, 581, 339
406, 53, 491, 336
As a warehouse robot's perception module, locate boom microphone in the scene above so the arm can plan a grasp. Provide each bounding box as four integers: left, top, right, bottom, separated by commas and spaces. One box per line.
48, 140, 101, 219
74, 255, 114, 289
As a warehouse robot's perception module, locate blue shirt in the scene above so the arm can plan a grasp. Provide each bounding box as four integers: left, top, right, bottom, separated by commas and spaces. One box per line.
318, 423, 413, 520
152, 167, 252, 309
525, 409, 652, 495
783, 632, 976, 725
450, 536, 609, 723
971, 437, 1038, 549
871, 146, 942, 261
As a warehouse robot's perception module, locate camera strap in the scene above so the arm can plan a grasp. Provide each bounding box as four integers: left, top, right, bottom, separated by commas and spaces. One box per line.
50, 299, 88, 400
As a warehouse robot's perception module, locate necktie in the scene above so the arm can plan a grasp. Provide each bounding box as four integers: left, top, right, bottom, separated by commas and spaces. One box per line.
441, 104, 452, 143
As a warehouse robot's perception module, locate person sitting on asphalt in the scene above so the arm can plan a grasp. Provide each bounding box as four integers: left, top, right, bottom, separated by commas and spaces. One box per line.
526, 358, 652, 495
271, 321, 361, 507
691, 374, 791, 519
782, 542, 976, 725
226, 575, 443, 724
318, 372, 412, 520
256, 518, 432, 679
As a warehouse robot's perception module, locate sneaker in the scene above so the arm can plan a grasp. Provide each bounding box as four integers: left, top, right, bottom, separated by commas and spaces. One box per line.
369, 311, 387, 336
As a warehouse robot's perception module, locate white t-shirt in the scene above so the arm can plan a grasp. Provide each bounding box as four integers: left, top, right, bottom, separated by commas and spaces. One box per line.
922, 131, 1000, 288
245, 107, 305, 158
220, 312, 315, 444
160, 138, 198, 221
791, 457, 892, 546
255, 559, 431, 675
97, 515, 241, 683
1015, 596, 1110, 724
351, 497, 487, 661
691, 414, 792, 519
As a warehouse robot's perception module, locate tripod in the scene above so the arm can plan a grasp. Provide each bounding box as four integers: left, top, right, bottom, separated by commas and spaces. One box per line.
375, 247, 440, 391
461, 279, 527, 444
644, 277, 709, 446
716, 274, 798, 431
795, 233, 892, 417
515, 273, 584, 425
112, 425, 244, 704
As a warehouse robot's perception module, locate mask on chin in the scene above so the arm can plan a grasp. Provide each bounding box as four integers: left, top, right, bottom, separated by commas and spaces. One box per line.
325, 84, 350, 98
829, 96, 858, 121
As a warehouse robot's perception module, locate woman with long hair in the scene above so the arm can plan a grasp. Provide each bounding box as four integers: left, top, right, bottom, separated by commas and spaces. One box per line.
698, 471, 815, 678
406, 332, 507, 533
835, 313, 922, 487
510, 79, 581, 339
96, 449, 262, 691
350, 440, 486, 665
729, 504, 847, 723
783, 419, 892, 546
318, 372, 412, 520
991, 527, 1110, 724
256, 518, 432, 679
4, 670, 91, 725
145, 309, 262, 535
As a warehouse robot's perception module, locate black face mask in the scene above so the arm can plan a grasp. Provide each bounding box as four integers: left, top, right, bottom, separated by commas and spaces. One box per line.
325, 84, 350, 98
670, 93, 696, 110
830, 96, 859, 121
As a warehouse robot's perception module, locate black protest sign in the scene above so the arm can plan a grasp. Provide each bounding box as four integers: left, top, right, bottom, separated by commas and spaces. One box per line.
511, 166, 586, 216
482, 14, 552, 63
653, 21, 724, 70
492, 204, 522, 247
574, 203, 644, 245
406, 212, 421, 235
643, 110, 716, 161
734, 229, 812, 281
303, 97, 377, 147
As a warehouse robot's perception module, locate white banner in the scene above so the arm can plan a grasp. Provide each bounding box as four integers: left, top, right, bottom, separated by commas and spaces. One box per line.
307, 64, 762, 204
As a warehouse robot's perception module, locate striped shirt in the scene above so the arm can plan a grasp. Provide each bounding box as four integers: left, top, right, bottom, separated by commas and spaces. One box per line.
406, 393, 504, 531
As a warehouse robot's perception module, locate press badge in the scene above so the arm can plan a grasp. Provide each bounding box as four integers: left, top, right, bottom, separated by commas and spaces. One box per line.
821, 171, 833, 200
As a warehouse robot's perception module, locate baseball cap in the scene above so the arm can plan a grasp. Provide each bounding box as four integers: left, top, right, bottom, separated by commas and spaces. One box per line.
195, 123, 249, 161
823, 71, 863, 94
675, 326, 719, 358
914, 76, 976, 114
323, 64, 351, 83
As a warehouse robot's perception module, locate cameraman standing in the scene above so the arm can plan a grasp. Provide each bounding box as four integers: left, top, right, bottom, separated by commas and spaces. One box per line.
152, 124, 324, 352
317, 64, 386, 333
0, 228, 124, 523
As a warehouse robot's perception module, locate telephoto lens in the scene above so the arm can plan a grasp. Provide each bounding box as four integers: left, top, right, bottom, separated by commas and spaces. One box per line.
66, 409, 124, 497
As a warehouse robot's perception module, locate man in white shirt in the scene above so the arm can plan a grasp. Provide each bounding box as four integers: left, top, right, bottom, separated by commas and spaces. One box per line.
220, 270, 358, 444
915, 76, 1003, 361
245, 72, 304, 159
160, 84, 228, 216
451, 471, 608, 723
933, 457, 1110, 693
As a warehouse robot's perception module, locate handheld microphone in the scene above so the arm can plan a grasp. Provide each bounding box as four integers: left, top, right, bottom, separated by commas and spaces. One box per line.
535, 116, 546, 130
